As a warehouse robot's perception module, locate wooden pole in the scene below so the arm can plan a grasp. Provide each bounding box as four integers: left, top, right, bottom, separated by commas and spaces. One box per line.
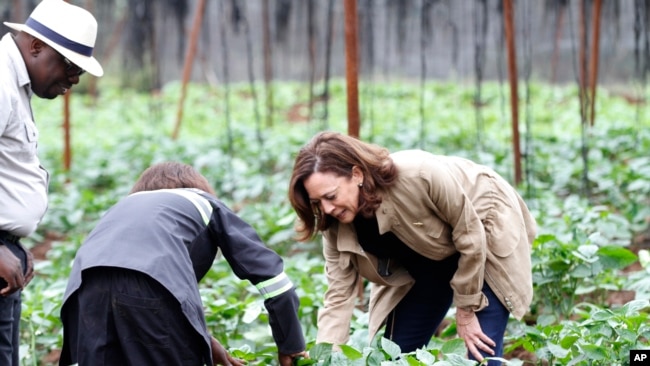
588, 0, 602, 126
551, 4, 566, 84
577, 0, 591, 197
307, 0, 316, 123
63, 0, 71, 172
262, 0, 274, 127
172, 0, 206, 140
84, 0, 98, 98
503, 0, 521, 185
12, 0, 23, 26
63, 93, 71, 172
344, 0, 360, 138
578, 0, 588, 123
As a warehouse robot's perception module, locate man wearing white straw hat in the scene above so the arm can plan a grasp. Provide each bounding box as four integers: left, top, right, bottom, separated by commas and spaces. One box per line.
0, 0, 102, 364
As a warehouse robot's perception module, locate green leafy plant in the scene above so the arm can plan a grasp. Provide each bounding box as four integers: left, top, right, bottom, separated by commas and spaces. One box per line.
509, 299, 650, 366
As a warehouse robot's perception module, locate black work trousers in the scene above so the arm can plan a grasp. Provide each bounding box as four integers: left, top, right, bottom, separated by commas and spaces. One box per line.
59, 267, 209, 366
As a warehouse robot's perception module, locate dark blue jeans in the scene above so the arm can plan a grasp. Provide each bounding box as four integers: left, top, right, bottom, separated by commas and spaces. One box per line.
384, 271, 509, 365
469, 284, 509, 365
0, 241, 27, 366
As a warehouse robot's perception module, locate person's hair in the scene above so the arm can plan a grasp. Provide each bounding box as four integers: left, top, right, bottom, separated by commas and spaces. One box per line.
289, 131, 398, 241
129, 162, 216, 195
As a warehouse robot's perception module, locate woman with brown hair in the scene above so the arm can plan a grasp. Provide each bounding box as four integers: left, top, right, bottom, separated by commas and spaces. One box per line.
288, 131, 536, 365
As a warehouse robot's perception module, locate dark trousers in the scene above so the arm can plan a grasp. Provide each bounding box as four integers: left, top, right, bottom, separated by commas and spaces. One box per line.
60, 267, 209, 366
0, 241, 27, 366
383, 256, 509, 366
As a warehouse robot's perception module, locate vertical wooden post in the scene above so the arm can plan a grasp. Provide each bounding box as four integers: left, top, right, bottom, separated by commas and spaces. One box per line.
503, 0, 521, 185
344, 0, 360, 138
84, 0, 97, 98
589, 0, 602, 126
262, 0, 274, 127
577, 0, 591, 197
578, 0, 588, 124
12, 0, 23, 27
63, 0, 71, 172
63, 93, 71, 172
307, 0, 316, 123
172, 0, 206, 140
551, 4, 566, 84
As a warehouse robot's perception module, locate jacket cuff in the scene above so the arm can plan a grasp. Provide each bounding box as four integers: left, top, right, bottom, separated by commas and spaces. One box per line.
454, 292, 488, 312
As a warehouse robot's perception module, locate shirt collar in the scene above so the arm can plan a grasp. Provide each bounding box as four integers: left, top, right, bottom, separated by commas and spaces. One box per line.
1, 33, 33, 96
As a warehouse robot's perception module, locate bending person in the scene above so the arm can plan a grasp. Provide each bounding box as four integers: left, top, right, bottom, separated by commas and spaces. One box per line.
288, 131, 536, 365
60, 162, 306, 366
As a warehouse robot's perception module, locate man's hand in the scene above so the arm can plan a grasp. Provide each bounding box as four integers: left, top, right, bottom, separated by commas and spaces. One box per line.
278, 351, 309, 366
0, 245, 25, 296
210, 336, 245, 366
22, 244, 34, 287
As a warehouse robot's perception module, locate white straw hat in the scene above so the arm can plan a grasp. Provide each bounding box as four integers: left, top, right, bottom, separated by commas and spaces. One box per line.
4, 0, 103, 77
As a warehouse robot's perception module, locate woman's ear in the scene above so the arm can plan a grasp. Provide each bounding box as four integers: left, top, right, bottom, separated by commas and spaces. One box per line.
352, 166, 364, 185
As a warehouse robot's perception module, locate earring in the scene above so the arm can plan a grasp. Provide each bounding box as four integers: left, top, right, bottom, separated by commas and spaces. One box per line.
358, 182, 363, 188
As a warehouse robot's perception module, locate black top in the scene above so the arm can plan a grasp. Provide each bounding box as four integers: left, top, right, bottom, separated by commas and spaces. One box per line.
353, 215, 459, 281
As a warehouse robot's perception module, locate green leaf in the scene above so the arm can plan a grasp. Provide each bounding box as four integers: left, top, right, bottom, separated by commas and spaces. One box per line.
616, 328, 638, 343
405, 354, 424, 365
381, 337, 402, 360
366, 349, 386, 365
295, 358, 318, 366
339, 345, 363, 360
547, 343, 570, 358
559, 335, 579, 349
571, 263, 597, 278
441, 353, 476, 365
415, 348, 436, 364
574, 244, 599, 262
547, 259, 571, 272
309, 343, 333, 361
440, 338, 466, 356
242, 302, 263, 323
581, 344, 608, 360
587, 323, 614, 338
589, 309, 615, 322
597, 246, 638, 269
623, 299, 650, 315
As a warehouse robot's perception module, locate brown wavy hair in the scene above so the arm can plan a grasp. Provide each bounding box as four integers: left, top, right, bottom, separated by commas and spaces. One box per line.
129, 162, 216, 195
289, 131, 398, 241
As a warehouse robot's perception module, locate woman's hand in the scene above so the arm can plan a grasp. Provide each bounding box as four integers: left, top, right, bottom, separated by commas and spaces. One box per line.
210, 336, 245, 366
455, 308, 495, 361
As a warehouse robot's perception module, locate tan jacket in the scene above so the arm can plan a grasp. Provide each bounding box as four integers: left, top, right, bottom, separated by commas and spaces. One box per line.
315, 150, 537, 347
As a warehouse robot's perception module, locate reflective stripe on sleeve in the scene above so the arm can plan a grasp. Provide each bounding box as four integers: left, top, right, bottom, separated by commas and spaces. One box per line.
166, 189, 213, 225
256, 272, 294, 300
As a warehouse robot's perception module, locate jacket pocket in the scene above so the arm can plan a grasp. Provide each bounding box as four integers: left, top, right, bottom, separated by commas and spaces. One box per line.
423, 217, 453, 245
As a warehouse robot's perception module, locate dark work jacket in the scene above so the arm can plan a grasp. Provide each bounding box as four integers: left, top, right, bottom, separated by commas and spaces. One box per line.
61, 188, 305, 362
